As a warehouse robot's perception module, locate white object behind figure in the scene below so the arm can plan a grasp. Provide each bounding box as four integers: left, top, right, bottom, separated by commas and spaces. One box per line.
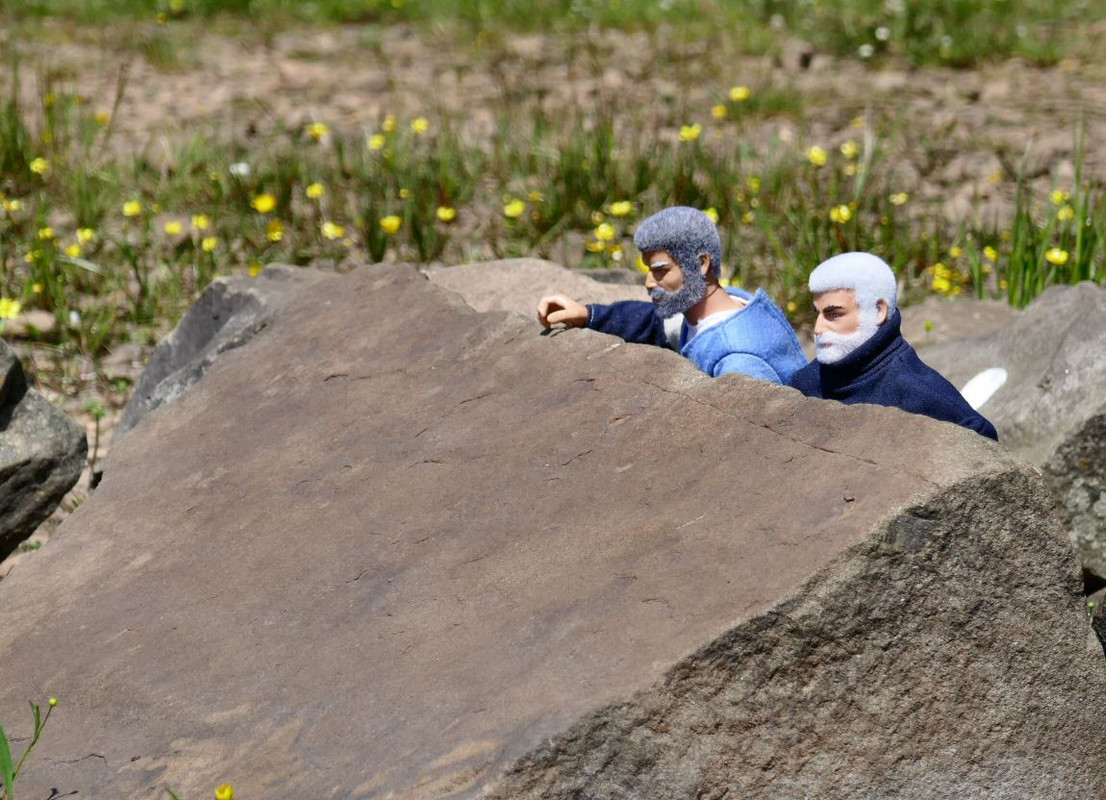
960, 367, 1008, 410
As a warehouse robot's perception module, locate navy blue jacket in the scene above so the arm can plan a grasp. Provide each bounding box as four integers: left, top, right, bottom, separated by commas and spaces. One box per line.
788, 310, 998, 440
587, 288, 807, 384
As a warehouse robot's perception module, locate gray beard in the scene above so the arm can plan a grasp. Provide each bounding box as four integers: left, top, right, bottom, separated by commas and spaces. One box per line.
650, 267, 707, 319
815, 308, 880, 364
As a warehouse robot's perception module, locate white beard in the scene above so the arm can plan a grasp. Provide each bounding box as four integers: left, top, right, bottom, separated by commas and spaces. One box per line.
815, 307, 881, 365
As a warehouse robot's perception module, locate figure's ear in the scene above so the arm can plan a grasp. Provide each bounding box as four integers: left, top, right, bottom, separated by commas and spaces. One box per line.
699, 253, 712, 276
877, 298, 889, 324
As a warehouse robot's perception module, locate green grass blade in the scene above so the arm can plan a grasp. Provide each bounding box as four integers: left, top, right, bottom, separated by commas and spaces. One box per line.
0, 722, 15, 800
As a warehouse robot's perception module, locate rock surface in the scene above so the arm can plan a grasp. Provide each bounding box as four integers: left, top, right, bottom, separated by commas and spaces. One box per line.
899, 295, 1020, 350
111, 263, 329, 446
424, 257, 645, 318
0, 264, 1102, 799
923, 282, 1106, 580
0, 338, 87, 561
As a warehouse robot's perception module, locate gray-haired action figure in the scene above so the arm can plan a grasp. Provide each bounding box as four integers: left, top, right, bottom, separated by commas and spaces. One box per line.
788, 251, 998, 439
537, 206, 806, 384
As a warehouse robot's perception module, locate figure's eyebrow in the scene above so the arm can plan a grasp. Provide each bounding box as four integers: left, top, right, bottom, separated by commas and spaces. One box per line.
821, 304, 845, 313
648, 261, 671, 269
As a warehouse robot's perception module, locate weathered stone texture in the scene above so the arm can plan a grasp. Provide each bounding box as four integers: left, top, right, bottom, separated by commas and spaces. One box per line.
112, 263, 328, 445
0, 338, 86, 559
0, 264, 1101, 799
924, 282, 1106, 580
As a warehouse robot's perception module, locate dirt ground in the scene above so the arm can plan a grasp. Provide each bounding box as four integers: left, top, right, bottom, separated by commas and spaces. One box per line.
3, 19, 1106, 572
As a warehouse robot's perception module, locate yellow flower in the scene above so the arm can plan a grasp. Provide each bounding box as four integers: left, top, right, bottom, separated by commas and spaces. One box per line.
932, 275, 952, 294
30, 157, 50, 175
729, 85, 751, 102
586, 239, 605, 253
829, 204, 852, 223
1049, 189, 1070, 206
251, 194, 276, 214
380, 215, 402, 234
999, 279, 1008, 290
503, 199, 526, 218
382, 114, 397, 133
840, 140, 859, 159
368, 134, 386, 151
191, 214, 210, 231
678, 123, 702, 142
786, 300, 797, 313
306, 183, 325, 199
720, 274, 741, 287
436, 206, 457, 222
609, 200, 633, 217
983, 246, 998, 262
32, 283, 43, 293
949, 246, 963, 258
399, 188, 410, 199
806, 145, 828, 167
889, 192, 909, 206
306, 122, 330, 141
248, 263, 262, 277
201, 236, 217, 252
2, 198, 23, 212
746, 176, 761, 194
65, 243, 81, 257
164, 220, 183, 235
321, 221, 346, 240
48, 697, 58, 707
1045, 247, 1069, 265
1057, 204, 1075, 222
94, 110, 110, 125
741, 210, 755, 224
215, 784, 235, 800
595, 222, 616, 241
851, 115, 866, 128
123, 200, 142, 217
411, 117, 430, 134
38, 226, 55, 240
711, 104, 727, 120
703, 207, 719, 224
0, 298, 22, 319
528, 191, 544, 203
266, 220, 285, 242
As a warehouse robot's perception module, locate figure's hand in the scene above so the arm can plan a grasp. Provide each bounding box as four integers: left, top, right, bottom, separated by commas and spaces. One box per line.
537, 294, 589, 329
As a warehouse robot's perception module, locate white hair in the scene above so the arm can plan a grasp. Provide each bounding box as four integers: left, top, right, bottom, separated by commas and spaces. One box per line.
808, 252, 898, 313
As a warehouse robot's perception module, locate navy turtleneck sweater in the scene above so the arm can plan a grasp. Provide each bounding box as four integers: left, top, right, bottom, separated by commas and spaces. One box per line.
788, 309, 998, 441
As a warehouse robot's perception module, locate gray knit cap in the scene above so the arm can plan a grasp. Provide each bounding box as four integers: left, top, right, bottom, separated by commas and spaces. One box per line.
633, 206, 722, 279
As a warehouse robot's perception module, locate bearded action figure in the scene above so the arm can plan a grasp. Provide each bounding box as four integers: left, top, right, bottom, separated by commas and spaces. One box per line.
536, 206, 806, 384
788, 251, 998, 440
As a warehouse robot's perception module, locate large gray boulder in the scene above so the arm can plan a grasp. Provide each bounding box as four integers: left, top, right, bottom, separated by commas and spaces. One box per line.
0, 338, 86, 561
0, 263, 1102, 799
112, 264, 328, 445
424, 257, 645, 317
924, 282, 1106, 580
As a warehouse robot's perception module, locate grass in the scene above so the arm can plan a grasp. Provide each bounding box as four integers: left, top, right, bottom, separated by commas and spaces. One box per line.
5, 0, 1105, 66
1, 53, 1103, 375
0, 1, 1104, 405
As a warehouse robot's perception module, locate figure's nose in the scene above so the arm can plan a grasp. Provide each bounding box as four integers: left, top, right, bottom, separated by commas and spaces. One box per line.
644, 271, 656, 290
814, 315, 827, 335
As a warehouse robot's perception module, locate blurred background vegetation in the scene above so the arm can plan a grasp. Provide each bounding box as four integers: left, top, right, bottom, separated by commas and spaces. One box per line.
1, 0, 1103, 402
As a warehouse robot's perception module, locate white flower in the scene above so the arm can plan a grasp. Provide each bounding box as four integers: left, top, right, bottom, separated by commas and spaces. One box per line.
858, 43, 875, 58
229, 162, 251, 177
875, 26, 890, 41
